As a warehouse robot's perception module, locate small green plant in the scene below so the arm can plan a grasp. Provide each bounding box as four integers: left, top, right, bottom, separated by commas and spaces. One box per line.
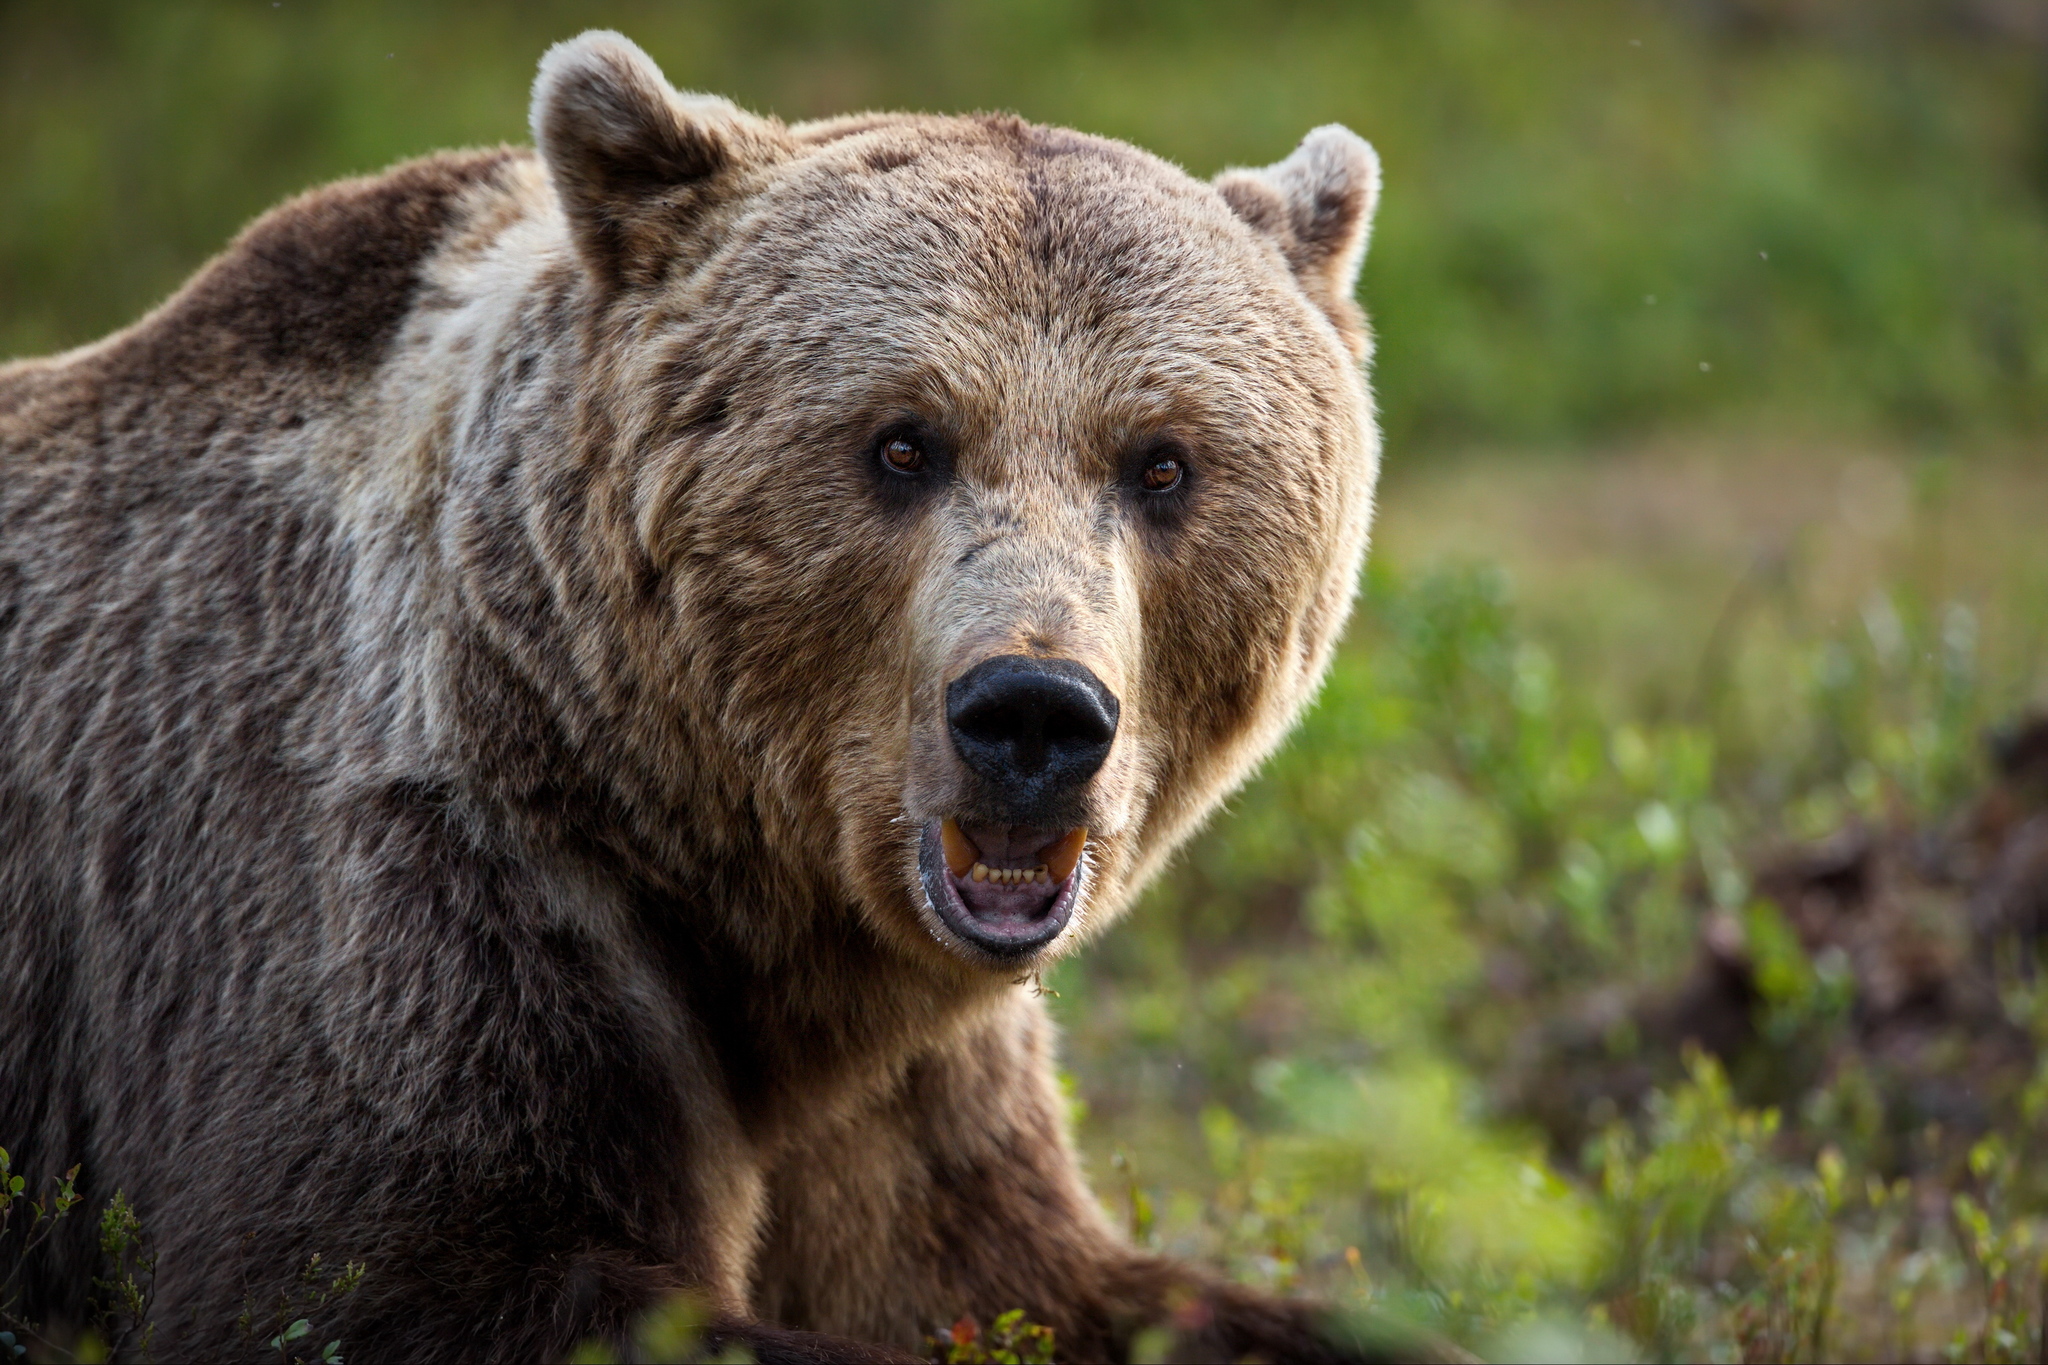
238, 1252, 364, 1365
1943, 1136, 2048, 1365
89, 1189, 155, 1360
925, 1309, 1056, 1365
0, 1145, 82, 1360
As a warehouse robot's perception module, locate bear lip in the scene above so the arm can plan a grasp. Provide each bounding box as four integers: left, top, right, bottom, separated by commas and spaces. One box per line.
917, 820, 1084, 959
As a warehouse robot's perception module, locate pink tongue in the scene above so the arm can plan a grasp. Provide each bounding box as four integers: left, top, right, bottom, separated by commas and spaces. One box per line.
954, 870, 1060, 924
946, 824, 1076, 924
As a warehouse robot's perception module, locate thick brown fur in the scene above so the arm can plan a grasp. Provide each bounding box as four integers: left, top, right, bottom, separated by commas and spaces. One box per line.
0, 32, 1386, 1364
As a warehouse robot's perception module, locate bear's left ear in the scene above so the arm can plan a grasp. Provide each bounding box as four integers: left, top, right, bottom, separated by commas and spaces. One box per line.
1213, 126, 1381, 354
531, 31, 788, 293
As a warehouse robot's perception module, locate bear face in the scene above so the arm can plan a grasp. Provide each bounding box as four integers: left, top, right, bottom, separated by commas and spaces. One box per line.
533, 33, 1380, 977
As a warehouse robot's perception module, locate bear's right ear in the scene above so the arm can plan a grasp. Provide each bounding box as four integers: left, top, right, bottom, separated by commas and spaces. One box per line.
531, 31, 786, 293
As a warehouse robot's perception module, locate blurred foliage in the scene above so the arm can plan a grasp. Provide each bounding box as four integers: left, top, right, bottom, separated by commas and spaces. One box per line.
5, 0, 2048, 451
927, 1309, 1059, 1364
1055, 452, 2048, 1360
570, 1292, 757, 1364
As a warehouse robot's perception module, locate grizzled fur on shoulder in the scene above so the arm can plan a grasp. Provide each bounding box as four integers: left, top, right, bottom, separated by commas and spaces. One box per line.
0, 30, 1396, 1364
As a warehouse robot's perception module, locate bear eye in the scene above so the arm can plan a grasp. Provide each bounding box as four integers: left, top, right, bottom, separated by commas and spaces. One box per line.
1140, 454, 1184, 492
880, 435, 927, 475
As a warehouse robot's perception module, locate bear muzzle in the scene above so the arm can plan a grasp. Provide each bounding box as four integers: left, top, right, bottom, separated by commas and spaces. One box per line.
913, 655, 1119, 958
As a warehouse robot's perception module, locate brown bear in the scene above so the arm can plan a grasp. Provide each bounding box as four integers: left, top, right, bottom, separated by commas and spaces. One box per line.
0, 30, 1388, 1364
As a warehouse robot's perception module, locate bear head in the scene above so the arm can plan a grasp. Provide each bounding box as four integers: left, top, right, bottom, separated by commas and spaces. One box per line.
528, 32, 1380, 976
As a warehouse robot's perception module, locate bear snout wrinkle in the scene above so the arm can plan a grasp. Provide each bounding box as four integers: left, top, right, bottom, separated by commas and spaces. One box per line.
945, 654, 1119, 820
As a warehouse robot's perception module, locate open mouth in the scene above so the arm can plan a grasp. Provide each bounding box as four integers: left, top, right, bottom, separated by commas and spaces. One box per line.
917, 818, 1087, 958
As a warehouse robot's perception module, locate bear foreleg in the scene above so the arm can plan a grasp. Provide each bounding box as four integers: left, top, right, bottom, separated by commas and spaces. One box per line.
752, 993, 1413, 1363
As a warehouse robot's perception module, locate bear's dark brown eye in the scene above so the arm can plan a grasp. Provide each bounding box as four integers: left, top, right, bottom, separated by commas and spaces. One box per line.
1140, 455, 1183, 492
880, 436, 926, 474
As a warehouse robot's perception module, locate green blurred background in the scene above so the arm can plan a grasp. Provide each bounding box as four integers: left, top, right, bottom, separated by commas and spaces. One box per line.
6, 0, 2048, 452
9, 4, 2048, 1361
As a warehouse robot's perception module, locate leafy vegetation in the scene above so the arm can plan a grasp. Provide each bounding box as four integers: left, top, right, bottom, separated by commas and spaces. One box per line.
0, 1148, 81, 1361
1, 1152, 364, 1365
242, 1256, 364, 1365
568, 1293, 756, 1365
1055, 450, 2048, 1360
928, 1309, 1060, 1364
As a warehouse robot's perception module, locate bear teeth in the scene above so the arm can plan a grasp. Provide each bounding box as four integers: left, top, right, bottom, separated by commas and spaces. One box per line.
942, 823, 1086, 888
1043, 829, 1087, 883
966, 863, 1050, 887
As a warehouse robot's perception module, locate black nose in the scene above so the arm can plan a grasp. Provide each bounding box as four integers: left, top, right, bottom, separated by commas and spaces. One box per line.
946, 655, 1119, 816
